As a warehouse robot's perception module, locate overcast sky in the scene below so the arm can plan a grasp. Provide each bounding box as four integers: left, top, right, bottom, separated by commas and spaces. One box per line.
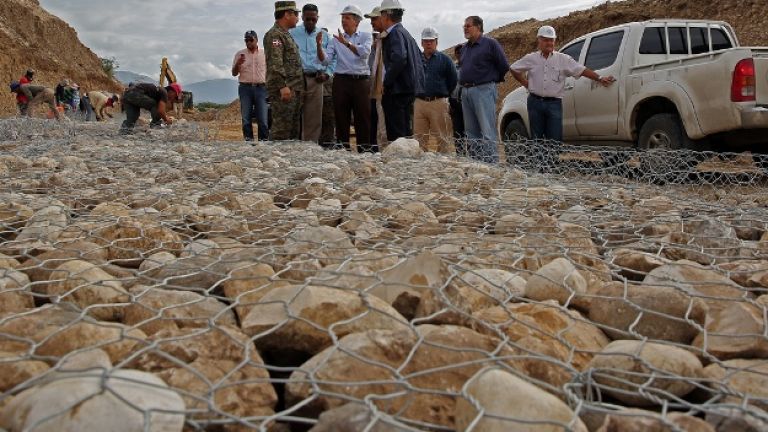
40, 0, 604, 84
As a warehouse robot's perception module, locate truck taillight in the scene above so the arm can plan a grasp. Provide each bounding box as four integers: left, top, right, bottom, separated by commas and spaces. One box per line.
731, 59, 756, 102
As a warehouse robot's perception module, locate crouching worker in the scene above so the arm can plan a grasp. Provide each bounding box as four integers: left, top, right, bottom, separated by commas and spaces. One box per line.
10, 81, 61, 120
88, 91, 119, 121
120, 82, 181, 133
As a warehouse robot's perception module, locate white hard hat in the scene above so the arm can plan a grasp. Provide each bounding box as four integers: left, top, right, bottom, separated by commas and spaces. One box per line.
364, 6, 382, 18
537, 25, 557, 39
421, 27, 438, 40
340, 4, 363, 18
380, 0, 404, 12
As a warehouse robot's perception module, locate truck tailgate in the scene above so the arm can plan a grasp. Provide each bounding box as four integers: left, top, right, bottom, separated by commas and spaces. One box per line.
753, 48, 768, 105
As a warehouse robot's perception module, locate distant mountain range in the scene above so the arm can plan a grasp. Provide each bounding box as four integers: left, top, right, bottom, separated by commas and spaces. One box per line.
114, 70, 156, 85
184, 79, 239, 105
115, 71, 238, 105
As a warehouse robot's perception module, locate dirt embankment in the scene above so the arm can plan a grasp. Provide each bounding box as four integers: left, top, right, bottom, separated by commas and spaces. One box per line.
0, 0, 122, 116
486, 0, 768, 101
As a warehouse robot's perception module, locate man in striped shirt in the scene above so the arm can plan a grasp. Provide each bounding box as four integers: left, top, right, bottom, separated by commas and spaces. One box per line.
232, 30, 269, 141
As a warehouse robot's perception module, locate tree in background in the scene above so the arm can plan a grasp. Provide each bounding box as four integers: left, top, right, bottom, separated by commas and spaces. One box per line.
100, 57, 119, 78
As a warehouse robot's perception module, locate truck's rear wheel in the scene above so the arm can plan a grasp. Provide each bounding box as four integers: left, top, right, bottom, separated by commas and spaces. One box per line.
503, 119, 530, 167
638, 113, 697, 183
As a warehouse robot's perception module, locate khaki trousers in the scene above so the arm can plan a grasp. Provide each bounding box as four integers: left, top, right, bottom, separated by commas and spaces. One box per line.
302, 76, 324, 142
413, 97, 454, 153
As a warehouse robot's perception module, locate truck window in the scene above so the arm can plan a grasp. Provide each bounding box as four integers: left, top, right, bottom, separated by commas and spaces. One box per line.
639, 27, 665, 54
584, 31, 624, 70
690, 27, 708, 54
560, 40, 585, 61
711, 28, 733, 51
668, 27, 687, 54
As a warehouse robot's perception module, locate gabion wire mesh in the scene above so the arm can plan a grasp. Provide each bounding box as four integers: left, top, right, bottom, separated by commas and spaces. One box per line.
1, 117, 768, 432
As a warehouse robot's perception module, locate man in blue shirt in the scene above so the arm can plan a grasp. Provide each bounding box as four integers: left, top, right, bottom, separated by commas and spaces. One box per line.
290, 4, 334, 143
317, 5, 374, 152
459, 15, 510, 163
414, 27, 458, 154
379, 0, 424, 142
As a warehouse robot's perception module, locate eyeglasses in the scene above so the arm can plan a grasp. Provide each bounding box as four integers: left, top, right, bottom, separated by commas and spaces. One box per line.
244, 38, 255, 42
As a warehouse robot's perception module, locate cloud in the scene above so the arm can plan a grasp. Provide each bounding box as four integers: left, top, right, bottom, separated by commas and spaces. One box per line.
40, 0, 605, 83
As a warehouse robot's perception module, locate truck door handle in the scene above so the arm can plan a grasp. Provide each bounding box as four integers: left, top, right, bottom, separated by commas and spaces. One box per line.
564, 84, 574, 91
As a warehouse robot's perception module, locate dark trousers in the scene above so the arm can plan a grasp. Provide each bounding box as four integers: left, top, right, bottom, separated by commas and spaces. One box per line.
121, 90, 159, 130
239, 84, 269, 141
527, 95, 563, 141
449, 96, 465, 156
320, 95, 335, 148
333, 75, 371, 152
382, 93, 415, 141
527, 95, 563, 171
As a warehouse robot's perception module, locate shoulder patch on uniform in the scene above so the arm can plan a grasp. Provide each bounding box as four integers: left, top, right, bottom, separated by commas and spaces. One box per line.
272, 39, 282, 47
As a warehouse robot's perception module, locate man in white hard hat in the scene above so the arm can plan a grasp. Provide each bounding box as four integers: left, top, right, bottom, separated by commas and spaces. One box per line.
317, 4, 374, 152
510, 25, 615, 143
413, 27, 457, 153
366, 6, 388, 148
379, 0, 424, 142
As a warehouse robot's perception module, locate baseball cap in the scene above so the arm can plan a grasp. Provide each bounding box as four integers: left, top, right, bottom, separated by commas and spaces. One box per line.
537, 25, 557, 39
340, 5, 363, 18
421, 27, 438, 40
274, 1, 300, 12
244, 30, 257, 39
364, 6, 382, 18
166, 83, 183, 94
379, 0, 404, 11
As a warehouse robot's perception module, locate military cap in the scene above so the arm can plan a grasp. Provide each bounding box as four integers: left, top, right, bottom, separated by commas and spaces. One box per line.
274, 1, 300, 12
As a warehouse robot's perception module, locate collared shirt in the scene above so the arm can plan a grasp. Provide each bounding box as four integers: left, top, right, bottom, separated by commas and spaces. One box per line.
420, 51, 457, 98
233, 46, 267, 84
321, 30, 372, 76
459, 35, 509, 85
290, 24, 335, 74
510, 51, 586, 98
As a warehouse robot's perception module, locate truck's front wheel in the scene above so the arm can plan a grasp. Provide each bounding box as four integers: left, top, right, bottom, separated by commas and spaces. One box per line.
638, 113, 697, 183
503, 119, 530, 166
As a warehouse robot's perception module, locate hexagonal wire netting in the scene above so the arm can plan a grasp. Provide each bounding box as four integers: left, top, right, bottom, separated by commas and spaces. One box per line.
1, 118, 768, 431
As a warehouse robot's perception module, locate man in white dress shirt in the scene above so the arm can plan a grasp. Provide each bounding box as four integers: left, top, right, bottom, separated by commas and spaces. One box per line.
316, 4, 374, 152
510, 25, 615, 142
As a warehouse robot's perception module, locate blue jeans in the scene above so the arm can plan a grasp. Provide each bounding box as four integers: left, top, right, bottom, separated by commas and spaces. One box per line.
461, 83, 499, 163
527, 95, 563, 141
239, 84, 269, 141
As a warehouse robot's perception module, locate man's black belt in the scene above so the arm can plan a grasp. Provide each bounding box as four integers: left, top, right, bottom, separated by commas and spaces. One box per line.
239, 82, 265, 87
417, 95, 448, 101
304, 71, 319, 77
460, 81, 492, 88
336, 73, 370, 80
529, 93, 560, 101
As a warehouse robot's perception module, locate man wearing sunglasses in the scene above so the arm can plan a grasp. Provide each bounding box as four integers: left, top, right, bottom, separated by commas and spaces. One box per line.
233, 30, 269, 142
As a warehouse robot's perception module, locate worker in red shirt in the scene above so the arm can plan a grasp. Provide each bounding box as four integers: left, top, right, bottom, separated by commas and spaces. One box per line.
15, 69, 35, 114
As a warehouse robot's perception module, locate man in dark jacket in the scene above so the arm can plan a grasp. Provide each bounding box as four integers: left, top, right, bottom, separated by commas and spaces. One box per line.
379, 0, 424, 141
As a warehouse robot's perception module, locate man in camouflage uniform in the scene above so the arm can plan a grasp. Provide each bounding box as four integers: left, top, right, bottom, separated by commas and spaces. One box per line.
264, 1, 304, 140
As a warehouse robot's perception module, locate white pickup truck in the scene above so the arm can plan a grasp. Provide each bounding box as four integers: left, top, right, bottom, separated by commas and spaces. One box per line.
498, 19, 768, 158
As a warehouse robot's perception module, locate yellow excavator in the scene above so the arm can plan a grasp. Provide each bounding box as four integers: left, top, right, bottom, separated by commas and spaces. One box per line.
160, 57, 193, 113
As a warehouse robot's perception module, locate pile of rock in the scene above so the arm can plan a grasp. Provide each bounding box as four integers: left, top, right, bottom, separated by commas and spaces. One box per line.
1, 123, 768, 431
